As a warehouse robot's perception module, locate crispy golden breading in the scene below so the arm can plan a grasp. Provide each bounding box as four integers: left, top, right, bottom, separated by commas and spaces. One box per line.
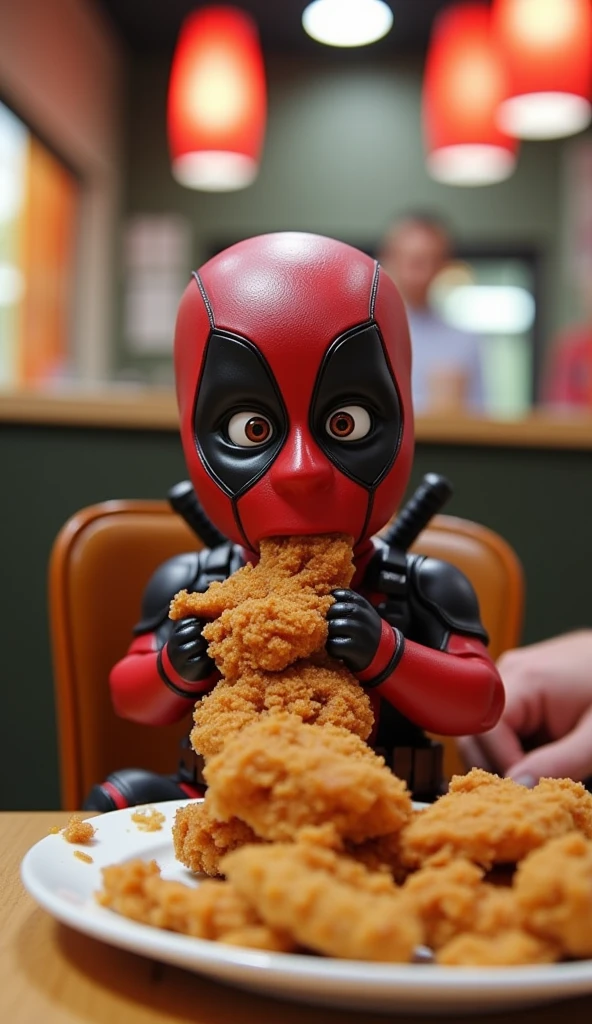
343, 830, 405, 877
222, 840, 422, 962
201, 593, 333, 678
190, 657, 373, 760
62, 816, 96, 844
514, 832, 592, 958
534, 777, 592, 838
447, 768, 513, 794
171, 534, 355, 618
170, 534, 355, 678
400, 859, 485, 949
399, 769, 587, 870
97, 858, 296, 952
437, 930, 559, 967
204, 713, 412, 844
173, 799, 261, 877
130, 807, 166, 832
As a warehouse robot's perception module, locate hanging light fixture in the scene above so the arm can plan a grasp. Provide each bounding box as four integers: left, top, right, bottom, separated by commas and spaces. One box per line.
423, 3, 518, 186
492, 0, 592, 139
302, 0, 393, 48
167, 6, 267, 191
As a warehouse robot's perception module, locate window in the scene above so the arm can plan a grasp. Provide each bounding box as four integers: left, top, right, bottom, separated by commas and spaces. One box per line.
0, 100, 80, 387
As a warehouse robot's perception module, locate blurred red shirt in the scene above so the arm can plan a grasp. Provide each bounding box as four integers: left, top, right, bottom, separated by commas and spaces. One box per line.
544, 326, 592, 408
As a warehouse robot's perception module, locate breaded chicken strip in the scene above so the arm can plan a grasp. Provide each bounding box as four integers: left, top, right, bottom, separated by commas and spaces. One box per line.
173, 799, 261, 877
204, 713, 412, 844
401, 858, 485, 949
399, 855, 560, 966
190, 656, 373, 759
97, 858, 296, 951
399, 768, 592, 870
170, 534, 355, 678
222, 840, 423, 962
436, 930, 559, 967
514, 832, 592, 958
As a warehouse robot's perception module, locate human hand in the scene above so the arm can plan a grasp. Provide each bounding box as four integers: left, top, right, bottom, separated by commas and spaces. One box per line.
325, 589, 383, 674
165, 617, 215, 683
458, 630, 592, 784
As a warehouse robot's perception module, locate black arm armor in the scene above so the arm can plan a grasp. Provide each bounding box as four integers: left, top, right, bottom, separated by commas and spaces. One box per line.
132, 542, 245, 641
407, 555, 489, 651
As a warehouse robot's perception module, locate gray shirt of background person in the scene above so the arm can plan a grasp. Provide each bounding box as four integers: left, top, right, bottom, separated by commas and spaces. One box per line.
406, 307, 486, 415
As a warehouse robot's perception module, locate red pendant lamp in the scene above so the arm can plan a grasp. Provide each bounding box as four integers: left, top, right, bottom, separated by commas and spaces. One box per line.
423, 3, 518, 186
167, 6, 267, 191
492, 0, 592, 139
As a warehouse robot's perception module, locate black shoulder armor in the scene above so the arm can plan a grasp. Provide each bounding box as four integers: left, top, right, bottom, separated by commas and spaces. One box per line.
409, 555, 489, 645
133, 552, 201, 635
133, 542, 244, 635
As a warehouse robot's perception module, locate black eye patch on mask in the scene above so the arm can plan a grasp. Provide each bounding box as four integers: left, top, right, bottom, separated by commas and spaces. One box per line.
310, 322, 403, 489
193, 331, 288, 498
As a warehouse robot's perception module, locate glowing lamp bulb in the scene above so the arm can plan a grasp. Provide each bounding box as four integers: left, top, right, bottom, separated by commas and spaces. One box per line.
302, 0, 393, 48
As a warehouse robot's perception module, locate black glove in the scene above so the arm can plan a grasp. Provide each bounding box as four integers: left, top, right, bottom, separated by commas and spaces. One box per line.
326, 589, 383, 673
164, 617, 214, 683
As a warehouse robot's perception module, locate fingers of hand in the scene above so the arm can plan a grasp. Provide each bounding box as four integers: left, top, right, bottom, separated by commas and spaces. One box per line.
507, 705, 592, 784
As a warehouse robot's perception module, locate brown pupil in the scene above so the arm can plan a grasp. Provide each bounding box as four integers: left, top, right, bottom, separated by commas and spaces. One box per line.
331, 411, 354, 437
245, 417, 270, 442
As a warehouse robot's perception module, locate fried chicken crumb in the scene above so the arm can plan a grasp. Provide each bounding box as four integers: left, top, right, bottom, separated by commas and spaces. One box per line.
61, 815, 96, 844
131, 807, 166, 832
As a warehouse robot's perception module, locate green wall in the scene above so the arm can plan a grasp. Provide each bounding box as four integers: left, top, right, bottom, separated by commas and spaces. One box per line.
2, 422, 591, 810
116, 54, 574, 381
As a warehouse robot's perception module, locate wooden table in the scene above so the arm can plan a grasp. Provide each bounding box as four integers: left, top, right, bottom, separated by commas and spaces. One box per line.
3, 812, 592, 1024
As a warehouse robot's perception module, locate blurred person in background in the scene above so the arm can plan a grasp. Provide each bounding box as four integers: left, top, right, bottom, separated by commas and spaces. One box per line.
379, 212, 486, 416
459, 630, 592, 787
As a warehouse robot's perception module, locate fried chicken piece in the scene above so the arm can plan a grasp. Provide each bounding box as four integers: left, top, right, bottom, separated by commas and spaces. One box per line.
202, 592, 334, 678
173, 799, 262, 877
534, 777, 592, 838
447, 768, 513, 794
98, 858, 296, 951
190, 656, 373, 759
222, 840, 423, 962
344, 830, 406, 878
205, 713, 412, 843
437, 930, 559, 967
170, 534, 354, 678
400, 859, 485, 949
514, 832, 592, 958
171, 534, 355, 619
398, 856, 559, 966
436, 877, 561, 967
399, 768, 589, 870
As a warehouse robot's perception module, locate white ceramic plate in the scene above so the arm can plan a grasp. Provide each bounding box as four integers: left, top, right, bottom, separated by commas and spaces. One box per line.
21, 799, 592, 1015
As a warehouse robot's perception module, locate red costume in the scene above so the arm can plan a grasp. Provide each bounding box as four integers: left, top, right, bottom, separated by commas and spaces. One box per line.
90, 233, 503, 810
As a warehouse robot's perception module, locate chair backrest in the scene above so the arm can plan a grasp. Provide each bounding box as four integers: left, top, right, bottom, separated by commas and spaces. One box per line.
408, 514, 524, 779
49, 503, 524, 807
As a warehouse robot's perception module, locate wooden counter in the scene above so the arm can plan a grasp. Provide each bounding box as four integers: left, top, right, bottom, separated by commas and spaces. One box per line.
2, 387, 592, 448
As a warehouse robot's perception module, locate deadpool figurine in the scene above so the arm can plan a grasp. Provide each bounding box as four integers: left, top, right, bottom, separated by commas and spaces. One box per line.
84, 232, 504, 811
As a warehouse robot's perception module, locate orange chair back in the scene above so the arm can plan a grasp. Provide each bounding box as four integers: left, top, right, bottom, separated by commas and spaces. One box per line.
49, 502, 523, 807
409, 513, 524, 777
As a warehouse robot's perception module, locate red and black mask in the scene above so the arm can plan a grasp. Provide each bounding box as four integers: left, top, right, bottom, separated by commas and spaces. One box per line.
174, 232, 414, 556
